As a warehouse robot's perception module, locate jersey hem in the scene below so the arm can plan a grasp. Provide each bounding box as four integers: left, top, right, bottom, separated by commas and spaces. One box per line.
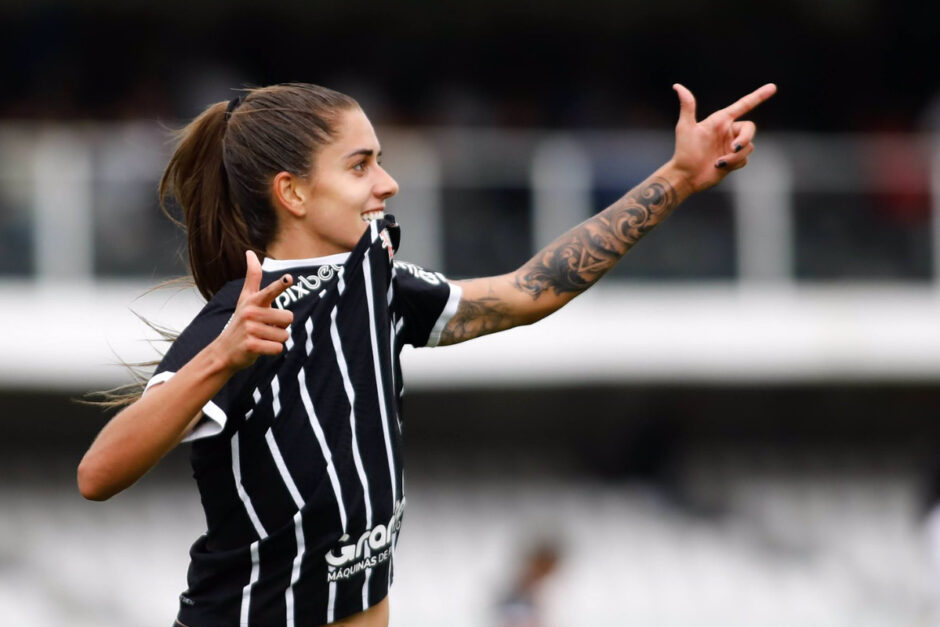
143, 371, 227, 442
425, 282, 462, 347
176, 591, 392, 627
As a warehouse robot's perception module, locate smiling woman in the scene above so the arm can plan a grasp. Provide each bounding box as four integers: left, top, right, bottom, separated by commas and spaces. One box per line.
77, 81, 775, 627
265, 107, 399, 261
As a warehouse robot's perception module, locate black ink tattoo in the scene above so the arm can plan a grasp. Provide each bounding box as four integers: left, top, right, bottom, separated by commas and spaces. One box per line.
439, 286, 514, 346
515, 177, 678, 299
438, 177, 679, 346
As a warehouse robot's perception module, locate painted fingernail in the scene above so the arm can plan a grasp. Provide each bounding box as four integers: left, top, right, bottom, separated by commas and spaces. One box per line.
716, 160, 727, 168
282, 276, 290, 284
733, 144, 742, 153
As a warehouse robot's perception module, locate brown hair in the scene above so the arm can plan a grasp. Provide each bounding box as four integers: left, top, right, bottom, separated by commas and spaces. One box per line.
86, 83, 358, 409
160, 83, 359, 300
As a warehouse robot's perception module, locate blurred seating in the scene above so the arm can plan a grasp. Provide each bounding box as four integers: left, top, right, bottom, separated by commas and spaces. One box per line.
1, 446, 930, 626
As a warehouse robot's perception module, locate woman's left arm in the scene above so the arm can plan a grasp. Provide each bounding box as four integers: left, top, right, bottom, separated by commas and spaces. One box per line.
439, 82, 776, 346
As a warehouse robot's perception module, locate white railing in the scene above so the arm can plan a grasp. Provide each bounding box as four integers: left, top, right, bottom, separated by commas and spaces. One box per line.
2, 123, 940, 388
3, 123, 938, 282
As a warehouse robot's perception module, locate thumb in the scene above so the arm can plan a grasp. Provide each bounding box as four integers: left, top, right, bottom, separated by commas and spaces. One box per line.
673, 83, 696, 126
239, 250, 262, 301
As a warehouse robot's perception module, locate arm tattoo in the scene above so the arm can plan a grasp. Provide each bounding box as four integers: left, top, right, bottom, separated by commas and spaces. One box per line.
439, 176, 679, 345
439, 284, 514, 346
515, 177, 678, 299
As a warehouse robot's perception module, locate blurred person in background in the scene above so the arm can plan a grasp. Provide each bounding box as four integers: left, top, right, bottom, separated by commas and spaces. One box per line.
76, 81, 774, 627
494, 540, 562, 627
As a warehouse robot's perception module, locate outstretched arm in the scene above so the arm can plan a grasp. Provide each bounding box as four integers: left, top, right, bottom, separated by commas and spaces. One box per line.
439, 82, 777, 346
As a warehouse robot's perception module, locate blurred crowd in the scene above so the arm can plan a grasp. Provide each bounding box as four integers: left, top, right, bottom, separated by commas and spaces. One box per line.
3, 1, 938, 284
1, 1, 937, 133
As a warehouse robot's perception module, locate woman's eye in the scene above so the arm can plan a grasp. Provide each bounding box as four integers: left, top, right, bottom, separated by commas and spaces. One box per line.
353, 161, 367, 172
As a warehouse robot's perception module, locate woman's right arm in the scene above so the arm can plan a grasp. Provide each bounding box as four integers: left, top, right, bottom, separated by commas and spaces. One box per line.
77, 252, 294, 501
438, 83, 777, 346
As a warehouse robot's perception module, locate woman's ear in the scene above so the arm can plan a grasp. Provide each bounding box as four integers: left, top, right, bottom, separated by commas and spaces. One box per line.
272, 171, 308, 218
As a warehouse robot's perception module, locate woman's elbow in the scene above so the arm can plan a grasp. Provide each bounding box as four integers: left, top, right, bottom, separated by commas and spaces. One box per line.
77, 457, 114, 501
516, 306, 553, 328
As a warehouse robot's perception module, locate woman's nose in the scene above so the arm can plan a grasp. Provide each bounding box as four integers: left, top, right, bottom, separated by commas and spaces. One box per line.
376, 167, 399, 199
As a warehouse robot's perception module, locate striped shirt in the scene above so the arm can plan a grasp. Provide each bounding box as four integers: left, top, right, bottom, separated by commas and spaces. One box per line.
146, 218, 461, 626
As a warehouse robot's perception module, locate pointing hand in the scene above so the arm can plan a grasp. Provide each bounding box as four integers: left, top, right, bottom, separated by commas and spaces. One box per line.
670, 82, 777, 193
215, 251, 295, 372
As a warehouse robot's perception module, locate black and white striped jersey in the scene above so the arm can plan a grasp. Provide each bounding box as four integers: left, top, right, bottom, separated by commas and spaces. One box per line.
145, 217, 461, 627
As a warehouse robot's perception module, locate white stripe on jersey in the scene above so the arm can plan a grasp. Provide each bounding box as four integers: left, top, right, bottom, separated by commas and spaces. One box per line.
234, 424, 266, 627
327, 581, 337, 624
265, 429, 305, 508
304, 318, 313, 355
263, 392, 307, 625
363, 562, 372, 609
298, 367, 348, 532
285, 510, 305, 627
231, 431, 268, 539
271, 375, 281, 418
245, 388, 261, 421
240, 540, 261, 627
330, 304, 373, 610
363, 253, 398, 504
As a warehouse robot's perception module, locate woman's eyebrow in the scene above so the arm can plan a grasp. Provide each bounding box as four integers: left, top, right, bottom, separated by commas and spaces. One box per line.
343, 148, 383, 159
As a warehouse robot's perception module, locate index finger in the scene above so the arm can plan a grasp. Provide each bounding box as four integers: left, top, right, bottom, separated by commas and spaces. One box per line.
721, 83, 777, 120
256, 272, 294, 307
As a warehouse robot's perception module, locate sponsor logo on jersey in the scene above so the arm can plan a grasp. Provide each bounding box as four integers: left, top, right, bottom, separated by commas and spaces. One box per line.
324, 499, 405, 582
273, 264, 343, 310
393, 261, 446, 286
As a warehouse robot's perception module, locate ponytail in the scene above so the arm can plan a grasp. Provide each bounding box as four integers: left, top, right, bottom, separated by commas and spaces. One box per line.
159, 101, 259, 300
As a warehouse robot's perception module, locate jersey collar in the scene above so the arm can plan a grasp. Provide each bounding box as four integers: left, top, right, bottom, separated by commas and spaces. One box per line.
261, 252, 350, 272
260, 215, 399, 272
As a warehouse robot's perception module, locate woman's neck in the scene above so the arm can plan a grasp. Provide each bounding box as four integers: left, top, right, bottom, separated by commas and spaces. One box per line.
265, 230, 346, 261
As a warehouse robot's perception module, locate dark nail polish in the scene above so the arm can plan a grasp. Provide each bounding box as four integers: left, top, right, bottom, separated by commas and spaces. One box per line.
733, 144, 742, 153
282, 276, 290, 284
717, 160, 727, 168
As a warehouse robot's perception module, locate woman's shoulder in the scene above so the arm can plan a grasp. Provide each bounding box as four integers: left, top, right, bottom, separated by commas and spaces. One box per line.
174, 280, 242, 345
208, 278, 245, 309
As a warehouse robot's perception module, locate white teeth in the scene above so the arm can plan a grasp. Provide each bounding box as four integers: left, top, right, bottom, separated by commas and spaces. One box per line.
361, 210, 385, 222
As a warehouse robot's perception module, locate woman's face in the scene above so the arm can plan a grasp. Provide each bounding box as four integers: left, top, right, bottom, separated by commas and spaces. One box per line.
297, 107, 399, 255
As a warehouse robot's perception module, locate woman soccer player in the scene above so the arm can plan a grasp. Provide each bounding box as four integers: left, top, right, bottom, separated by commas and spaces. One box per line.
78, 81, 775, 627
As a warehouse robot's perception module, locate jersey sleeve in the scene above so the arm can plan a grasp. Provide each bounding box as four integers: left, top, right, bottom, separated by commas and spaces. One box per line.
143, 299, 239, 442
393, 260, 462, 348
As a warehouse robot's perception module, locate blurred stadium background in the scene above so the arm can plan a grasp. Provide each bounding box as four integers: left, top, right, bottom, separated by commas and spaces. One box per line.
3, 1, 940, 625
